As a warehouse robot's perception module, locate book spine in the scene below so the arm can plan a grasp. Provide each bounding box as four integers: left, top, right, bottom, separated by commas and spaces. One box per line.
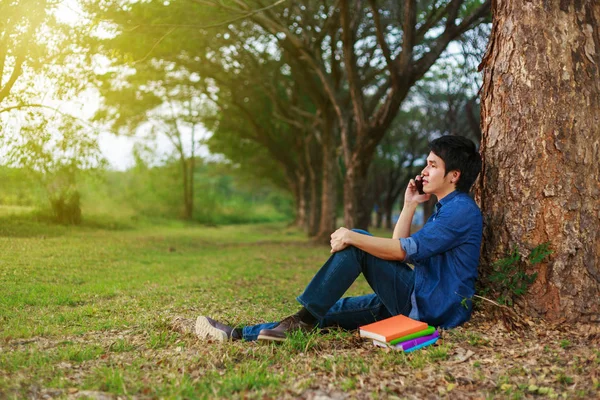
389, 326, 436, 345
403, 337, 439, 353
397, 331, 440, 351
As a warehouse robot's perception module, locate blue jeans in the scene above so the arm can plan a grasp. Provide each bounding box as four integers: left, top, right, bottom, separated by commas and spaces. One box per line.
241, 230, 415, 341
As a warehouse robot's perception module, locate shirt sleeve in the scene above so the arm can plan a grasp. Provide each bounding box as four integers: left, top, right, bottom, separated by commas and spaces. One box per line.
400, 202, 474, 263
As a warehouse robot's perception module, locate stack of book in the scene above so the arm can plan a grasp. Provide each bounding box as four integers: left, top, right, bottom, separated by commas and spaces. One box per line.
359, 314, 439, 353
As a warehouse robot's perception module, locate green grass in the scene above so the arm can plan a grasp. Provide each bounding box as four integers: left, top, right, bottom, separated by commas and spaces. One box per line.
1, 214, 598, 399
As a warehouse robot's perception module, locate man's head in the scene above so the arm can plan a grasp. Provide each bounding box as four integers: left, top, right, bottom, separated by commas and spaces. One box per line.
428, 135, 482, 193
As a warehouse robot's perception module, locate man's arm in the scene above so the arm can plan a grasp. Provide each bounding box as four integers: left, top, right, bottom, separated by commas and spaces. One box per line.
329, 177, 431, 261
394, 176, 430, 239
393, 202, 418, 240
341, 231, 406, 261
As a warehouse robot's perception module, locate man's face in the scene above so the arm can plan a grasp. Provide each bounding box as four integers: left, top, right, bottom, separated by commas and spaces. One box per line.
421, 151, 459, 199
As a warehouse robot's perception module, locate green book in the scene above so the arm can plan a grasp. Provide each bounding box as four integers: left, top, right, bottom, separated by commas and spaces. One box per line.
389, 326, 436, 345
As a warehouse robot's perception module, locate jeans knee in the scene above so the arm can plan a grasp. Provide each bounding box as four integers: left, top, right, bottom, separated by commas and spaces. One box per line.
351, 228, 373, 236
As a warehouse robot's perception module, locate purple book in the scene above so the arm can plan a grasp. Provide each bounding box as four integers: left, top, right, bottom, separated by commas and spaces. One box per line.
395, 330, 440, 351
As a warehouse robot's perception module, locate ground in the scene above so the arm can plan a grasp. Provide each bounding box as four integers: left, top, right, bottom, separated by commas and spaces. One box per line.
0, 216, 598, 399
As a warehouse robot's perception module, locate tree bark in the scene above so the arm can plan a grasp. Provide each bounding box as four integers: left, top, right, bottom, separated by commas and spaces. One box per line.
304, 137, 320, 237
375, 208, 384, 229
343, 157, 372, 230
181, 156, 192, 220
293, 172, 308, 230
477, 0, 600, 322
383, 198, 394, 230
314, 113, 338, 244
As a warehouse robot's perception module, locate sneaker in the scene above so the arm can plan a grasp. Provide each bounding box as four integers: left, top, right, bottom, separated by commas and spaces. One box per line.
257, 314, 315, 342
195, 316, 239, 342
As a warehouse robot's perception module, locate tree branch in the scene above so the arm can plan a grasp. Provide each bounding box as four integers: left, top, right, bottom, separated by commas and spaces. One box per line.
411, 0, 490, 84
0, 40, 6, 87
119, 0, 286, 32
132, 27, 175, 65
0, 54, 25, 103
0, 103, 95, 129
397, 0, 417, 73
414, 0, 454, 44
368, 0, 394, 77
340, 0, 366, 130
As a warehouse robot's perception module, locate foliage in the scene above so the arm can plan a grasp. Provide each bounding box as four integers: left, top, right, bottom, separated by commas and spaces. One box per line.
86, 0, 492, 230
0, 0, 105, 223
79, 159, 293, 225
0, 157, 292, 226
1, 117, 106, 224
0, 0, 92, 114
486, 242, 552, 306
0, 167, 41, 207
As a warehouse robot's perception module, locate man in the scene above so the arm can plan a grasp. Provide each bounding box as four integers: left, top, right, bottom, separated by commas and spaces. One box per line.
195, 135, 483, 342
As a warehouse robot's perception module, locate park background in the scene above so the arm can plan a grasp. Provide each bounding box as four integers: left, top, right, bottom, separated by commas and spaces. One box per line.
1, 1, 599, 399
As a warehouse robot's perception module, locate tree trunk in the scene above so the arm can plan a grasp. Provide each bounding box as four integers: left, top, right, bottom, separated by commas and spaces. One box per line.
188, 156, 195, 220
343, 159, 371, 230
188, 127, 196, 220
295, 171, 308, 230
304, 136, 320, 237
50, 191, 81, 225
179, 153, 193, 221
314, 116, 338, 244
375, 208, 383, 229
477, 0, 600, 322
307, 168, 320, 237
383, 198, 394, 230
288, 180, 301, 227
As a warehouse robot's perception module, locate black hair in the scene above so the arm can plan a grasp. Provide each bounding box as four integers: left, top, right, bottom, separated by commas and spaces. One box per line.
428, 135, 482, 193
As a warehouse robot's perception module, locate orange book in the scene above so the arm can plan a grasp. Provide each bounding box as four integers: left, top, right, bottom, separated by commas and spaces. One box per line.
359, 315, 428, 343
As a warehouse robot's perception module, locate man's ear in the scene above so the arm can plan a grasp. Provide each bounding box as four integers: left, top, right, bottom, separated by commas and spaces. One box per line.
451, 170, 461, 184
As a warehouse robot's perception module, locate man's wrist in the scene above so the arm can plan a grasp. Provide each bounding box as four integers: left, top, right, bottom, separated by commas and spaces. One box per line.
344, 230, 356, 246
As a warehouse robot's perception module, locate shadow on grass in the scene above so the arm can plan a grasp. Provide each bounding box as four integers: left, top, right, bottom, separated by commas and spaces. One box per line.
0, 214, 68, 238
0, 212, 136, 238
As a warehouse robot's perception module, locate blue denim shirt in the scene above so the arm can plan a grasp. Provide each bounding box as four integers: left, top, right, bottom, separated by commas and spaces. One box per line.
400, 191, 482, 328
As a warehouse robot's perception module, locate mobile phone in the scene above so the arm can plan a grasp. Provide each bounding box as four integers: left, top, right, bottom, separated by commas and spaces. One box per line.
415, 176, 425, 195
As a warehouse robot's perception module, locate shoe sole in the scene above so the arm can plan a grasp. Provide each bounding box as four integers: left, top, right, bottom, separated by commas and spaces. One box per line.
257, 334, 286, 342
195, 316, 228, 342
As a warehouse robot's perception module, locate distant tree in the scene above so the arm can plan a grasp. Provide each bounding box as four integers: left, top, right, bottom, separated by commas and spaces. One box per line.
368, 110, 430, 229
367, 51, 485, 231
205, 70, 319, 232
95, 64, 210, 220
1, 0, 103, 223
87, 0, 327, 232
202, 0, 491, 229
1, 118, 105, 224
88, 0, 491, 233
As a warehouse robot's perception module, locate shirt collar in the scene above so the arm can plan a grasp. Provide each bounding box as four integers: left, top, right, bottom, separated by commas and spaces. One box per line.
436, 190, 460, 211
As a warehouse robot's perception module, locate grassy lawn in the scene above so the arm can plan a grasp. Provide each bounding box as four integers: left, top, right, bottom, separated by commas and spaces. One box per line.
0, 215, 598, 399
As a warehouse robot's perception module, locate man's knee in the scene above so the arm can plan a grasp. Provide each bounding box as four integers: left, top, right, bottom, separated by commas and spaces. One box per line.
351, 228, 373, 236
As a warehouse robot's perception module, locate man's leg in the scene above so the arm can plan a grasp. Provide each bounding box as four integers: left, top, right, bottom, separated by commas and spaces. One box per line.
297, 231, 414, 320
317, 294, 393, 330
197, 230, 414, 342
258, 230, 414, 340
238, 294, 391, 341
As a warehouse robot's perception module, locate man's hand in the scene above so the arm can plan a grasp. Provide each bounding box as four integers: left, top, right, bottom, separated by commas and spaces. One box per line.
330, 227, 352, 253
405, 175, 431, 205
